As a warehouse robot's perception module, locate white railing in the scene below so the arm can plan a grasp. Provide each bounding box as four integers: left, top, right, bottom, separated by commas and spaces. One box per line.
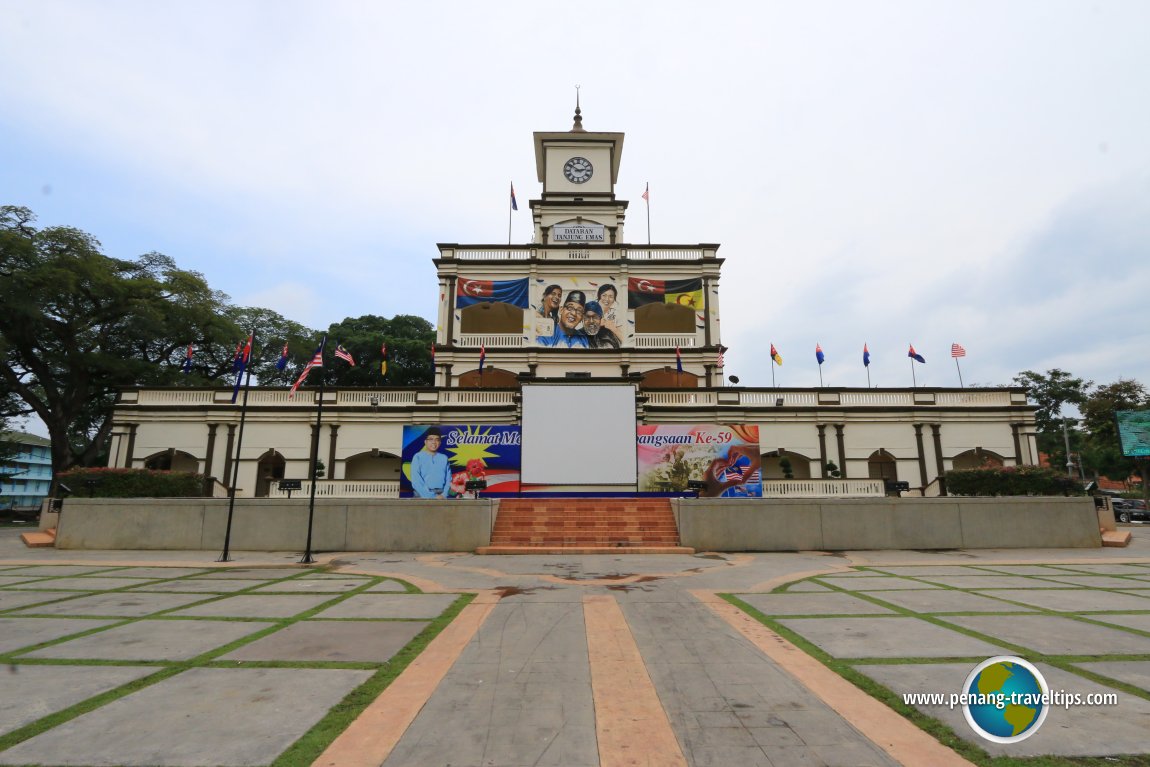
439, 246, 712, 261
457, 334, 528, 347
761, 479, 886, 498
632, 334, 698, 349
840, 392, 915, 406
740, 392, 819, 406
134, 390, 216, 405
336, 390, 418, 405
645, 391, 709, 405
935, 391, 1013, 406
266, 480, 400, 498
440, 391, 517, 404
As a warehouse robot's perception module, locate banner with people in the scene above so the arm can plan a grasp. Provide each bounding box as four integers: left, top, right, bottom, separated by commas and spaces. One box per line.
533, 277, 625, 348
400, 425, 522, 498
636, 424, 762, 498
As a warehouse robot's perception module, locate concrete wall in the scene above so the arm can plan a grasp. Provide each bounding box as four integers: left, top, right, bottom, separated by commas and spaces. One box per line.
675, 496, 1101, 551
54, 498, 494, 552
53, 496, 1100, 551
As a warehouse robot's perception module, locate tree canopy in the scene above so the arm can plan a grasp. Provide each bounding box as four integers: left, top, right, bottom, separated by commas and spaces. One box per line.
318, 314, 435, 388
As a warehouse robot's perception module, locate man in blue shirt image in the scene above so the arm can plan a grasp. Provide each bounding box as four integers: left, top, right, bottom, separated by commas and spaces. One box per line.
537, 290, 590, 348
410, 427, 452, 498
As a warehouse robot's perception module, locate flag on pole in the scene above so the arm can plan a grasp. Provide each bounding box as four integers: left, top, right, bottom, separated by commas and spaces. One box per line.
951, 343, 966, 358
863, 344, 871, 367
275, 341, 289, 371
288, 336, 326, 399
770, 344, 783, 366
716, 345, 726, 367
430, 343, 436, 374
676, 346, 683, 373
380, 342, 388, 377
230, 334, 253, 403
908, 344, 926, 363
479, 345, 486, 373
510, 182, 518, 211
334, 343, 356, 366
642, 183, 649, 202
815, 344, 825, 365
181, 343, 194, 374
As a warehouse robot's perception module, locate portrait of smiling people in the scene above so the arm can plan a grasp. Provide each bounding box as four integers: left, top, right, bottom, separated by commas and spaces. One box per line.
407, 426, 451, 498
595, 283, 623, 337
536, 289, 590, 347
537, 283, 562, 322
583, 300, 620, 348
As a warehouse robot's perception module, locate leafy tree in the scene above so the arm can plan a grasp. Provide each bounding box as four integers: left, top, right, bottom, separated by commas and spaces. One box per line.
1012, 368, 1093, 472
1079, 380, 1149, 494
320, 314, 435, 387
0, 206, 237, 478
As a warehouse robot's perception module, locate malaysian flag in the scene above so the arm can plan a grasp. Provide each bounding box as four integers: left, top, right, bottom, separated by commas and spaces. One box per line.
334, 344, 356, 366
288, 336, 326, 399
231, 334, 252, 404
716, 345, 726, 368
723, 464, 746, 483
642, 183, 649, 202
951, 343, 966, 358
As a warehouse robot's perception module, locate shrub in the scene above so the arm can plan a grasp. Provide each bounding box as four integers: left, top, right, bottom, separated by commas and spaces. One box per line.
945, 466, 1084, 497
56, 468, 207, 498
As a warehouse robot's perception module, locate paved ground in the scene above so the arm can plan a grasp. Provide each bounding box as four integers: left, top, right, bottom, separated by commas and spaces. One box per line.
1, 525, 1149, 766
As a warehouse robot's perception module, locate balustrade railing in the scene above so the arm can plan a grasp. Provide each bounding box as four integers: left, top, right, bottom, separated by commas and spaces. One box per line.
441, 245, 711, 261
266, 480, 400, 498
761, 479, 886, 498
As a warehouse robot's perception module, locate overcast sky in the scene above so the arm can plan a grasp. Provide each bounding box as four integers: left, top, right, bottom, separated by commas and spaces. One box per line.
3, 0, 1148, 419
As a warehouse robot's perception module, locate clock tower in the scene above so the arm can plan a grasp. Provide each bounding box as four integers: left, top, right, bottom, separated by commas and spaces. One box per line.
434, 103, 724, 389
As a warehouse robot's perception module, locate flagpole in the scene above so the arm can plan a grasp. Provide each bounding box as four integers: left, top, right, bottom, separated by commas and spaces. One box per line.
866, 366, 871, 388
644, 182, 651, 246
771, 362, 776, 389
219, 330, 255, 563
955, 357, 964, 388
301, 362, 326, 565
508, 181, 513, 247
910, 357, 917, 388
818, 365, 823, 388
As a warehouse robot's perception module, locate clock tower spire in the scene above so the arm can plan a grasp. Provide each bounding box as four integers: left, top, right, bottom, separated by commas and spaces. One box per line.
572, 85, 585, 133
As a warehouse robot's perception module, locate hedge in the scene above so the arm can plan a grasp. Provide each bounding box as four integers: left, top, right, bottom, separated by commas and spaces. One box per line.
56, 468, 208, 498
945, 466, 1084, 497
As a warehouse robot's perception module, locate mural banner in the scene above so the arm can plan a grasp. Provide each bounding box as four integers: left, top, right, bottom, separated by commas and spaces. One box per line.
400, 425, 521, 498
456, 277, 530, 309
533, 277, 624, 349
636, 424, 761, 498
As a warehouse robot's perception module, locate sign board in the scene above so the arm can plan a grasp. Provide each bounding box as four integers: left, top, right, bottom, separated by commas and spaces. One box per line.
1116, 409, 1150, 457
278, 479, 303, 491
551, 223, 605, 243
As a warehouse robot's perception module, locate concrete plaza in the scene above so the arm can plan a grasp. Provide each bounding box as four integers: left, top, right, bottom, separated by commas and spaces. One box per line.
1, 526, 1149, 766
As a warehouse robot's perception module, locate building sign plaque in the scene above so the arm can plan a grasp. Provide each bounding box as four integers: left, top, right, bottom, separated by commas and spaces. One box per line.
552, 224, 605, 243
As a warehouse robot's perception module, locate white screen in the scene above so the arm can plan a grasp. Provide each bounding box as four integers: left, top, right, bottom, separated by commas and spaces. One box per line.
520, 385, 637, 484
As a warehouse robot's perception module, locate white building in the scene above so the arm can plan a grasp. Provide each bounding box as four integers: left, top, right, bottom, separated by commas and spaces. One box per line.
108, 108, 1038, 499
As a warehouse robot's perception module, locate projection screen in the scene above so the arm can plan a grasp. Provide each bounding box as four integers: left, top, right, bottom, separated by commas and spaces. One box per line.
520, 384, 637, 485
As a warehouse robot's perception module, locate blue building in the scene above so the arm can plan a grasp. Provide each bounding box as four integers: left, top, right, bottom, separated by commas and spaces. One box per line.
1, 432, 53, 515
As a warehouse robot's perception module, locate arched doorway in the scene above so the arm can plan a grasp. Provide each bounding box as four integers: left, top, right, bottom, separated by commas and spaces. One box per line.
867, 449, 898, 481
344, 451, 402, 481
760, 450, 812, 479
639, 368, 700, 389
255, 449, 286, 497
457, 368, 519, 388
143, 449, 199, 472
952, 448, 1005, 471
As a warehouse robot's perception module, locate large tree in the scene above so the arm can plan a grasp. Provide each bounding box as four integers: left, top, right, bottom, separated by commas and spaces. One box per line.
0, 206, 237, 476
1012, 368, 1093, 472
1079, 380, 1150, 494
320, 314, 435, 388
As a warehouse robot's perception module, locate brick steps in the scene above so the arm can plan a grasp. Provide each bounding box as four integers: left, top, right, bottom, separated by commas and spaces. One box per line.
478, 498, 691, 555
20, 528, 56, 548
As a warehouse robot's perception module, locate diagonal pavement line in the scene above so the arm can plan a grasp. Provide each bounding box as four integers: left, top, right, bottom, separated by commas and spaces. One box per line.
584, 594, 688, 767
694, 590, 977, 767
311, 589, 500, 767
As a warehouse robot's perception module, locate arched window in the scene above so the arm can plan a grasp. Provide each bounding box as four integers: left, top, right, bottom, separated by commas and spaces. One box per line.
143, 450, 199, 473
344, 451, 402, 481
255, 450, 286, 498
457, 368, 519, 388
952, 449, 1005, 471
760, 450, 812, 479
867, 449, 898, 481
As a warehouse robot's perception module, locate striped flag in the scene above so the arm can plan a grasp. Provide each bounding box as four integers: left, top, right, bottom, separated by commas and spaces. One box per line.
716, 345, 726, 367
951, 343, 966, 358
642, 183, 649, 202
334, 343, 356, 366
288, 336, 326, 399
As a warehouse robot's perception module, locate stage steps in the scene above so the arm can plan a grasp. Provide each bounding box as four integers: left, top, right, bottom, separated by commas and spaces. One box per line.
476, 498, 693, 555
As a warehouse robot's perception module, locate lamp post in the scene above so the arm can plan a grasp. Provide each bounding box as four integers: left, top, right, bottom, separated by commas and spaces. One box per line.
1061, 415, 1074, 478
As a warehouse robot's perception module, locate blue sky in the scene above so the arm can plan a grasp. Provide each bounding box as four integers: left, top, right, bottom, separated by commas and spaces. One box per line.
3, 0, 1149, 439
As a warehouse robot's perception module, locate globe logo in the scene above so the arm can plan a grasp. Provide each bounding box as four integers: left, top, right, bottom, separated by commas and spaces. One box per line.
962, 656, 1050, 743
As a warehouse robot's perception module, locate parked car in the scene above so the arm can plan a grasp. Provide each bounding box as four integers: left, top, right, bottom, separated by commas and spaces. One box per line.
1112, 499, 1150, 523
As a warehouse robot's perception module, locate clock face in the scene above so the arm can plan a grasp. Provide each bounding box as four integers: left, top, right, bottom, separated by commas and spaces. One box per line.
563, 156, 593, 184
